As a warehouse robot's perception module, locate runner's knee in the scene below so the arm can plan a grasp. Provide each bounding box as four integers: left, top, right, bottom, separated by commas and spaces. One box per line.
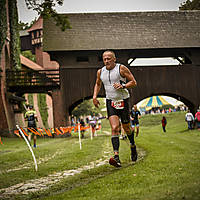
111, 124, 120, 134
122, 124, 131, 134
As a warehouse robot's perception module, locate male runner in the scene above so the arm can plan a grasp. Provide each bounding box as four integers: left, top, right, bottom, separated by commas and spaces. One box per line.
25, 105, 38, 148
93, 50, 137, 167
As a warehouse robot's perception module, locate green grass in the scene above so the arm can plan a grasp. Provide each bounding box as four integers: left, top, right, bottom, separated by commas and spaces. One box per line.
0, 112, 200, 200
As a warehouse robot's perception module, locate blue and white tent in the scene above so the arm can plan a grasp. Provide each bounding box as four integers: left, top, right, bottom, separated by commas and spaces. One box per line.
139, 96, 171, 111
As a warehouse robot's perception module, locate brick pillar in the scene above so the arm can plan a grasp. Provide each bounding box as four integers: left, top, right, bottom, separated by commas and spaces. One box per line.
0, 83, 9, 136
35, 46, 44, 67
0, 51, 15, 136
52, 90, 68, 128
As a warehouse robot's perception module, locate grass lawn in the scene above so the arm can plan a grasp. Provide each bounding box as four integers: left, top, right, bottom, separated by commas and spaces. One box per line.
0, 111, 200, 200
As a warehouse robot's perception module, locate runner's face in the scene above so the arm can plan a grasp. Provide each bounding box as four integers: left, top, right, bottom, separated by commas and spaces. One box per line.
103, 52, 116, 70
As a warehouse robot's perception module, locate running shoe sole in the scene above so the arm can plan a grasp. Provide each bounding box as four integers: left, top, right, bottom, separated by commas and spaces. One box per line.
109, 157, 121, 167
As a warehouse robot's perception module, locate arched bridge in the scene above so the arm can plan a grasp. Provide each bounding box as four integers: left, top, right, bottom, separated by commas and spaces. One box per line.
42, 11, 200, 126
60, 63, 199, 115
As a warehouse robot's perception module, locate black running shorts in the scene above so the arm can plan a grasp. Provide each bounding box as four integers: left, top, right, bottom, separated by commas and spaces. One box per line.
106, 98, 130, 124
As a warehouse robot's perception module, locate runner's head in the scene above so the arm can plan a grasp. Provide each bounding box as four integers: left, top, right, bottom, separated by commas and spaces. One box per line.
29, 105, 33, 109
102, 50, 116, 70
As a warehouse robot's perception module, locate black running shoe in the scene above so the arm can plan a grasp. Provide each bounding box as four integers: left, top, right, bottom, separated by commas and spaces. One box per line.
131, 146, 138, 162
109, 155, 121, 167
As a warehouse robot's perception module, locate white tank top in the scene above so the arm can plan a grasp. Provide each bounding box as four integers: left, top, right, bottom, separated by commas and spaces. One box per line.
100, 63, 130, 100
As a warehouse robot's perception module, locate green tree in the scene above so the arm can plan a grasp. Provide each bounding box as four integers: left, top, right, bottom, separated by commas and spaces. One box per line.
21, 50, 36, 62
18, 21, 29, 30
179, 0, 200, 10
0, 0, 7, 55
18, 18, 37, 30
72, 100, 92, 118
24, 0, 71, 31
72, 98, 106, 118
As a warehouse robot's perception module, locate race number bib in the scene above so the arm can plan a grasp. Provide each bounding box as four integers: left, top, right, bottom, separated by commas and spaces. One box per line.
111, 100, 124, 109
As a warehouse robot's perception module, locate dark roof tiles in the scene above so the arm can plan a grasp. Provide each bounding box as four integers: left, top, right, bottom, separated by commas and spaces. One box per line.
43, 11, 200, 51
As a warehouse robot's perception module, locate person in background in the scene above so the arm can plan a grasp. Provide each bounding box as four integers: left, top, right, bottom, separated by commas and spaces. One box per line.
80, 118, 86, 138
161, 116, 167, 132
97, 117, 102, 131
195, 109, 200, 131
185, 110, 194, 130
25, 105, 38, 148
71, 115, 75, 127
90, 113, 98, 137
130, 105, 141, 137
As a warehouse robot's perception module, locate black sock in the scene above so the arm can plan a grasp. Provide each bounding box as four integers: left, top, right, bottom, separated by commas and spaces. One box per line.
127, 131, 135, 146
111, 136, 120, 153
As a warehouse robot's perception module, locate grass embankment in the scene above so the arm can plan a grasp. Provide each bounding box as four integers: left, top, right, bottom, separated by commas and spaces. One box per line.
0, 112, 200, 200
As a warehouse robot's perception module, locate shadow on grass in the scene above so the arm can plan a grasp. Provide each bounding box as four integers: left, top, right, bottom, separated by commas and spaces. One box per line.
179, 129, 195, 133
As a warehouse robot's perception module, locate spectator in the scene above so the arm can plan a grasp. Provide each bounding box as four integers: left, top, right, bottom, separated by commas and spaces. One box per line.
90, 113, 98, 137
80, 118, 85, 138
195, 109, 200, 131
161, 116, 167, 132
185, 110, 194, 130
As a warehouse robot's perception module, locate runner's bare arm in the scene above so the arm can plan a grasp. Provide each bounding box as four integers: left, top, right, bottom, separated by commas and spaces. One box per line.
113, 65, 137, 89
93, 69, 102, 108
35, 115, 38, 122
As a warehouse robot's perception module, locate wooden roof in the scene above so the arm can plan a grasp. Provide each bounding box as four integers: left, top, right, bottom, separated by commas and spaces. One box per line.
43, 11, 200, 51
28, 16, 43, 32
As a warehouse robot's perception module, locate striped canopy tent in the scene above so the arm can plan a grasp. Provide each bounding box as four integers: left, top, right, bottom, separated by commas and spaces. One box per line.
139, 96, 171, 111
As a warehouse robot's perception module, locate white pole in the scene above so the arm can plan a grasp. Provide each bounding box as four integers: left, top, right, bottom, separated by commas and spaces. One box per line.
78, 123, 82, 150
16, 125, 38, 172
90, 125, 93, 140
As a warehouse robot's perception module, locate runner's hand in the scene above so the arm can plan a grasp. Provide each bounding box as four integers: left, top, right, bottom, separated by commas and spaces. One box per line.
113, 82, 123, 90
93, 98, 100, 108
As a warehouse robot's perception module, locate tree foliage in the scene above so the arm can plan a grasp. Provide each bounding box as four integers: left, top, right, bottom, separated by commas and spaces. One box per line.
179, 0, 200, 10
18, 18, 37, 30
9, 0, 21, 69
25, 0, 71, 31
0, 0, 7, 56
72, 98, 106, 118
21, 50, 36, 62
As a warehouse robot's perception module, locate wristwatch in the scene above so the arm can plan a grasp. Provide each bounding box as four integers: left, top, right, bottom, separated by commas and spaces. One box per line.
122, 83, 126, 89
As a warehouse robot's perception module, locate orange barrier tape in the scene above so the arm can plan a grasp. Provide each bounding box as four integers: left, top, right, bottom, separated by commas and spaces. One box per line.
0, 137, 3, 145
80, 126, 90, 131
37, 128, 45, 136
13, 125, 91, 137
27, 128, 41, 136
96, 126, 101, 131
14, 130, 21, 137
60, 127, 66, 133
55, 128, 62, 135
44, 128, 52, 137
21, 128, 29, 137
